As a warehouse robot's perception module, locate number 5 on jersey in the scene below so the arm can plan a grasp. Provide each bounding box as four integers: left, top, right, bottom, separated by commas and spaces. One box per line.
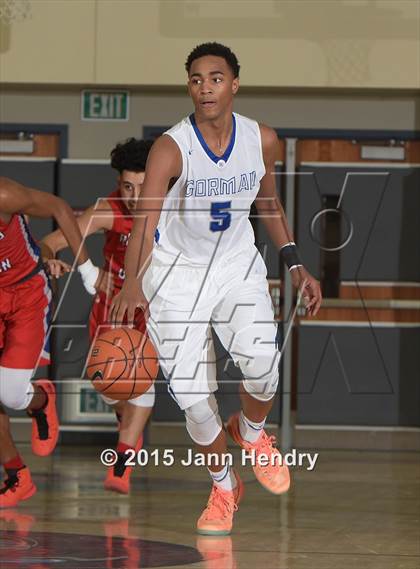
210, 201, 232, 232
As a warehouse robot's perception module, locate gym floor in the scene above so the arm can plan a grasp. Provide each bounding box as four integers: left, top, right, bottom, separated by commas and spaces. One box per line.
1, 434, 419, 569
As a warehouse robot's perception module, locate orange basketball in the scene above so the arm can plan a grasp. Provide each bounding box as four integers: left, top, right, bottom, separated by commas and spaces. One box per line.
86, 328, 158, 400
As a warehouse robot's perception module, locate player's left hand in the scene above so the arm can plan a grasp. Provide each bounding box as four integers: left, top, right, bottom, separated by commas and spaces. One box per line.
290, 266, 322, 316
44, 258, 71, 278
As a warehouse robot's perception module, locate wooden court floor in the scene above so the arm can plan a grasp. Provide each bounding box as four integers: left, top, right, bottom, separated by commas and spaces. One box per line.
1, 439, 419, 569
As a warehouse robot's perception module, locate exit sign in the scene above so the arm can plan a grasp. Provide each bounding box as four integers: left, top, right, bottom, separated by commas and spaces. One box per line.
81, 90, 129, 121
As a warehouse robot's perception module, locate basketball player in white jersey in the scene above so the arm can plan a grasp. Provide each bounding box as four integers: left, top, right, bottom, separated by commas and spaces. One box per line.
111, 42, 322, 535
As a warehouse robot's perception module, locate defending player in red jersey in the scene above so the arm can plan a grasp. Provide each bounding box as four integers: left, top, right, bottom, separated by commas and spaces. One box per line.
0, 177, 98, 508
43, 139, 156, 495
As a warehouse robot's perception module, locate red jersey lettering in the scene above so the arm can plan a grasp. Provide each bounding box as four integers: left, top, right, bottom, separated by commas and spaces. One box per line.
101, 190, 133, 292
0, 214, 40, 287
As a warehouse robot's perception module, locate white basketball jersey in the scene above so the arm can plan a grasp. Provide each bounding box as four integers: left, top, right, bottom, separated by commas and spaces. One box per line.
155, 112, 265, 265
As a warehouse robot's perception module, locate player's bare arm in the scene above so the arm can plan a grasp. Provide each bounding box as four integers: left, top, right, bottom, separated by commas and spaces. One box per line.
42, 201, 114, 286
0, 176, 98, 294
256, 126, 322, 316
42, 201, 114, 256
109, 136, 182, 326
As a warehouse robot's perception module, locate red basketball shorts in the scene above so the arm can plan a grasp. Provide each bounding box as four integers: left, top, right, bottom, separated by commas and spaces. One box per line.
89, 290, 146, 342
0, 272, 52, 370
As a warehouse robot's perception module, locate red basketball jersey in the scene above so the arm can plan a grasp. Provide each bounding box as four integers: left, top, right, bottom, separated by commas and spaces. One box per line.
0, 214, 40, 287
102, 190, 133, 292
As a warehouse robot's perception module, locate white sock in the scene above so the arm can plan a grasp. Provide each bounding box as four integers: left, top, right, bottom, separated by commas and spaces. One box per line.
239, 411, 266, 444
208, 464, 237, 492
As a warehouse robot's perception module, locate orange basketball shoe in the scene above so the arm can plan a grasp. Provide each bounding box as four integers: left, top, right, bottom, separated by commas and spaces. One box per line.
227, 413, 290, 495
0, 467, 37, 509
197, 470, 244, 536
103, 434, 144, 495
27, 379, 59, 457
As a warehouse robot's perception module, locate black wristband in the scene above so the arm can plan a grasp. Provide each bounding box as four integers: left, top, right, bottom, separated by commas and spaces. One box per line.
280, 242, 303, 271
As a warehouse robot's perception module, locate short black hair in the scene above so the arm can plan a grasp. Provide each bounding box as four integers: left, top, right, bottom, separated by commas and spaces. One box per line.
110, 138, 154, 173
185, 42, 240, 78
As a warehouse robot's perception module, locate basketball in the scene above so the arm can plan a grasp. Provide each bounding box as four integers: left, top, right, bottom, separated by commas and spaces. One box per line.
86, 328, 158, 400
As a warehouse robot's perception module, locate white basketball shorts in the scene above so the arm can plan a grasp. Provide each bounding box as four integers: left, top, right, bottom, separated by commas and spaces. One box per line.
143, 246, 279, 410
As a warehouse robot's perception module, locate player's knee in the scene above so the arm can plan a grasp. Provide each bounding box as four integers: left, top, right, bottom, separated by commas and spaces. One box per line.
184, 395, 222, 446
127, 383, 155, 408
0, 368, 34, 411
0, 367, 34, 410
0, 388, 33, 410
241, 349, 280, 402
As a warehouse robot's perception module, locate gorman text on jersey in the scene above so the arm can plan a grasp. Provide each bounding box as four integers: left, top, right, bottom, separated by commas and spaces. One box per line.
186, 171, 257, 198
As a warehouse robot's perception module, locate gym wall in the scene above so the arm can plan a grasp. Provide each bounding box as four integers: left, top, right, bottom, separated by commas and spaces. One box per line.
1, 87, 419, 158
1, 0, 419, 89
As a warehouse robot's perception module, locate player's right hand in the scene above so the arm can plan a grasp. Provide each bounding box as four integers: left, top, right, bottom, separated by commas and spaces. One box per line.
290, 266, 322, 316
44, 258, 71, 278
109, 277, 149, 328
